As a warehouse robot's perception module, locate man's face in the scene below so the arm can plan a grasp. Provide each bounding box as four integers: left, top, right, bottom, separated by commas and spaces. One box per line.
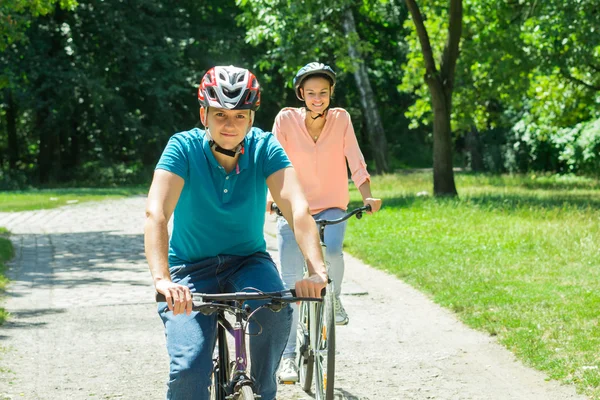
200, 107, 253, 150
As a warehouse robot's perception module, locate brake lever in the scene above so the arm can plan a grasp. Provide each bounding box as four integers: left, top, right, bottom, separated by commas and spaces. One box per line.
196, 304, 221, 315
266, 301, 287, 312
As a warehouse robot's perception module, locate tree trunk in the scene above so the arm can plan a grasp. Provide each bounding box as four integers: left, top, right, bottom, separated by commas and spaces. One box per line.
404, 0, 461, 196
5, 89, 19, 169
342, 7, 389, 174
69, 119, 80, 169
465, 127, 485, 172
37, 112, 54, 184
36, 3, 67, 184
428, 78, 458, 195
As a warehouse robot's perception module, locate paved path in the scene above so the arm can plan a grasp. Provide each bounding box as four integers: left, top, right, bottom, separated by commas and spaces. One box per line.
0, 197, 587, 399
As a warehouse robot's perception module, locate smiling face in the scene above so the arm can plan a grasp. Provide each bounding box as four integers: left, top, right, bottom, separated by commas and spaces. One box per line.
300, 76, 333, 114
200, 107, 253, 150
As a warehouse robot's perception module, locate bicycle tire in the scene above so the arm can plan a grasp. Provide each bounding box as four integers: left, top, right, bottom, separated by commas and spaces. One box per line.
314, 283, 336, 400
238, 384, 255, 400
210, 324, 230, 400
297, 300, 314, 391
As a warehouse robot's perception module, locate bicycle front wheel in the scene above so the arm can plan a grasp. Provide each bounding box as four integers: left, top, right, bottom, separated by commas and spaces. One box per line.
314, 283, 336, 400
238, 384, 255, 400
210, 324, 230, 400
297, 300, 313, 391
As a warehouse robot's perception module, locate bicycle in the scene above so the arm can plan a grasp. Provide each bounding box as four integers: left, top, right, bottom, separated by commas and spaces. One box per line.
156, 288, 322, 400
271, 203, 372, 400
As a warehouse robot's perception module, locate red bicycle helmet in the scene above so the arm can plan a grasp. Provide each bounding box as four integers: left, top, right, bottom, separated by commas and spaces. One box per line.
198, 66, 261, 111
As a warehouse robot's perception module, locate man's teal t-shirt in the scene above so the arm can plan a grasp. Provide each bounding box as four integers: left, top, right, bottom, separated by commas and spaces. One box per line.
156, 127, 291, 267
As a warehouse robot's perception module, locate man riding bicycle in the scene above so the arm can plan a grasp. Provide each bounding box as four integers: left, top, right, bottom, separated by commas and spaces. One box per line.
144, 65, 327, 400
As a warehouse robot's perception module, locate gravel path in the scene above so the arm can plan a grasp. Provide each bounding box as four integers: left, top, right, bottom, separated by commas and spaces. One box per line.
0, 197, 587, 399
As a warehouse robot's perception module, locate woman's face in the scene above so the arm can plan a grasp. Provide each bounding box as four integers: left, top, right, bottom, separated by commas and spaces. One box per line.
300, 76, 332, 114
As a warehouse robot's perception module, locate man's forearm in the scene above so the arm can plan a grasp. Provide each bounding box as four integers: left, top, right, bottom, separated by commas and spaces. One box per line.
292, 210, 327, 277
144, 217, 172, 286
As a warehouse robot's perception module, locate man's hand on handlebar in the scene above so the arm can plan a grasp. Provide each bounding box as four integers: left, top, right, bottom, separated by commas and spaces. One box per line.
156, 280, 193, 316
295, 271, 328, 299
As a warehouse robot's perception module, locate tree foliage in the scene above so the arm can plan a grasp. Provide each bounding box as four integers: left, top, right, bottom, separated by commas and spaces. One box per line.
1, 0, 599, 189
400, 0, 600, 174
0, 0, 78, 52
236, 0, 412, 172
0, 0, 250, 187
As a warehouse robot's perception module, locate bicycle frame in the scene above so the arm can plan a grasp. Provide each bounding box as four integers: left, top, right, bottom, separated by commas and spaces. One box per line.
210, 293, 311, 399
271, 203, 371, 400
156, 290, 322, 400
213, 299, 254, 397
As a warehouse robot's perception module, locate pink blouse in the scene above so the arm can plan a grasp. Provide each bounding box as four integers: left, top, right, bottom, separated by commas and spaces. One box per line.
271, 107, 370, 215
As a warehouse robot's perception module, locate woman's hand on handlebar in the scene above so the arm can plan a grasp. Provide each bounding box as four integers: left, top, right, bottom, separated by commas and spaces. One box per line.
363, 197, 382, 214
156, 280, 193, 316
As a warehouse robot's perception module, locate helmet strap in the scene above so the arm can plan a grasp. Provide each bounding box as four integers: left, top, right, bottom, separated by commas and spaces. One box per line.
205, 125, 244, 158
306, 106, 329, 120
210, 140, 243, 158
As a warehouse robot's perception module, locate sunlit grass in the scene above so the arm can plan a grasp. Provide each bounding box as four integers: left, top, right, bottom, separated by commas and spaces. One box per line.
346, 171, 600, 398
0, 187, 147, 212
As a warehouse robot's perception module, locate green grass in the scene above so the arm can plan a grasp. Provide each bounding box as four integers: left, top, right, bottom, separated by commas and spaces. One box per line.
345, 172, 600, 398
0, 187, 147, 212
0, 229, 14, 324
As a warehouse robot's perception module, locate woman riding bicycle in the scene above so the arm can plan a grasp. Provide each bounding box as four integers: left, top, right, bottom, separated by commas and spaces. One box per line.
267, 62, 382, 383
145, 65, 327, 400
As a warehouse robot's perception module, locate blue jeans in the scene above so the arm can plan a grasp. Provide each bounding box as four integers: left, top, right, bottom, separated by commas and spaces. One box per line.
276, 208, 348, 358
158, 252, 292, 400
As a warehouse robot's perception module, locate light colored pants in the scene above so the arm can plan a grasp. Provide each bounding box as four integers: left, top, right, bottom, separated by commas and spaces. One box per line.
276, 208, 348, 359
158, 252, 292, 400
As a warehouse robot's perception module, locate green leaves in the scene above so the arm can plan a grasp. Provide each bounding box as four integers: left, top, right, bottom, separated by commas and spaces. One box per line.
0, 0, 78, 51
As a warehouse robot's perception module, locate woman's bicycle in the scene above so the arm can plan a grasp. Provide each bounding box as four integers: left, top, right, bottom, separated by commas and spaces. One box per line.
271, 203, 372, 400
156, 289, 322, 400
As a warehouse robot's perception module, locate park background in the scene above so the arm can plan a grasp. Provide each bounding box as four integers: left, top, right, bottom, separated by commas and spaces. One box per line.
1, 0, 600, 398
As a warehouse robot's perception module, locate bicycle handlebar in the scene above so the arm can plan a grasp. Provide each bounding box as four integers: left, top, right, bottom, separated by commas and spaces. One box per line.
155, 288, 324, 304
270, 203, 372, 225
270, 203, 284, 216
315, 204, 371, 226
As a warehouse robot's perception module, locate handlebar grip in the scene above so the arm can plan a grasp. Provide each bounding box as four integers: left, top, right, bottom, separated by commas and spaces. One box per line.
270, 203, 283, 216
289, 287, 326, 297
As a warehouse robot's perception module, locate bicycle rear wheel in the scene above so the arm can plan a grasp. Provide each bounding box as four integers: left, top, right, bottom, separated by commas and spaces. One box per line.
296, 300, 313, 391
210, 323, 230, 400
314, 283, 336, 400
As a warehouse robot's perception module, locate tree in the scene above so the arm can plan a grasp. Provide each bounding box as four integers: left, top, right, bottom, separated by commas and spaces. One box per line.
401, 0, 600, 174
236, 0, 393, 173
404, 0, 461, 196
0, 0, 77, 52
0, 0, 254, 187
342, 7, 388, 173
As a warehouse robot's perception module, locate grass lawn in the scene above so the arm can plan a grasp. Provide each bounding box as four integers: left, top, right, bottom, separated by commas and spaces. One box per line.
0, 187, 147, 212
345, 172, 600, 398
